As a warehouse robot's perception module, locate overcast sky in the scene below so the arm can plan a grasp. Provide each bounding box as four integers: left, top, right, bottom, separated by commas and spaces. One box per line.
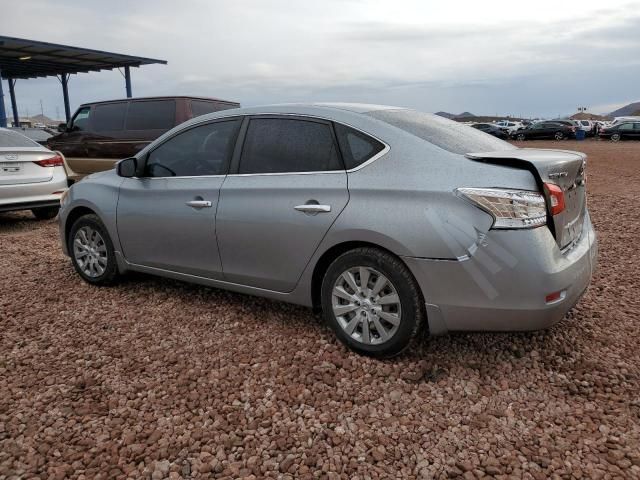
2, 0, 639, 120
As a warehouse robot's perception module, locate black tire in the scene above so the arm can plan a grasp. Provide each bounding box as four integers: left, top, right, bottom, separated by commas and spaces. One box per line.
320, 247, 425, 358
516, 133, 526, 141
68, 214, 119, 285
611, 133, 621, 142
554, 131, 564, 140
31, 206, 59, 220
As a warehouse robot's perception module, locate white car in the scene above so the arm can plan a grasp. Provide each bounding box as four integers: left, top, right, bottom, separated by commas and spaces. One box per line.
0, 128, 68, 219
494, 120, 524, 134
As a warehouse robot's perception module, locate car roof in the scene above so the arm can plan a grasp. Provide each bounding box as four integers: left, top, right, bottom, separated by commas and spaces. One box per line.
79, 95, 240, 107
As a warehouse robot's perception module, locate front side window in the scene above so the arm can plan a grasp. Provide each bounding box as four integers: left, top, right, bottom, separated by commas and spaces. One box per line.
618, 123, 633, 131
92, 103, 127, 131
239, 118, 342, 174
145, 120, 241, 177
334, 123, 385, 170
126, 100, 176, 130
71, 107, 91, 131
367, 109, 514, 155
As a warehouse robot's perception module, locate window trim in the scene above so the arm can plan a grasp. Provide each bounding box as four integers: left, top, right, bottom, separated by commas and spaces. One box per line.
139, 116, 243, 179
227, 114, 390, 177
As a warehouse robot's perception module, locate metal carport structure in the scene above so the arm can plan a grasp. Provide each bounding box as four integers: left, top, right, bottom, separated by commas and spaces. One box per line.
0, 35, 166, 128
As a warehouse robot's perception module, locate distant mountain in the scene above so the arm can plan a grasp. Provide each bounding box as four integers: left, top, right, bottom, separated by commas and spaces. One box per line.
435, 111, 476, 119
609, 102, 640, 117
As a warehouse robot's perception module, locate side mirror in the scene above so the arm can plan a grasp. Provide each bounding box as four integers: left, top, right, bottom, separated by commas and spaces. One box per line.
116, 157, 138, 178
57, 123, 68, 133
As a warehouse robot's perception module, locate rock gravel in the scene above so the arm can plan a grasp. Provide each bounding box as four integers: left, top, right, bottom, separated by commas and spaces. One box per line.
1, 140, 639, 479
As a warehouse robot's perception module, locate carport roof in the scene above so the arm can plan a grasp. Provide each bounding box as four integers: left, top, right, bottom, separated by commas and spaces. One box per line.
0, 35, 167, 79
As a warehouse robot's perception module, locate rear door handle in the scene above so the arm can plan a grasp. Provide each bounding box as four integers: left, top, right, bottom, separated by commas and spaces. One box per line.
186, 200, 212, 208
294, 204, 331, 213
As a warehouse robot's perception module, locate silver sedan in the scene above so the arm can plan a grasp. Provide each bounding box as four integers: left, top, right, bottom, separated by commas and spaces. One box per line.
58, 104, 597, 357
1, 128, 68, 219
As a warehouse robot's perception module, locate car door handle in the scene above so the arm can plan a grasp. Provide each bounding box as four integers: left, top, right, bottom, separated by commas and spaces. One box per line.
294, 204, 331, 213
186, 200, 212, 208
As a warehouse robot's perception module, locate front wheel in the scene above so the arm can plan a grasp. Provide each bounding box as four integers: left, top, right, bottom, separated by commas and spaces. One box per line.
516, 133, 526, 141
554, 131, 564, 140
68, 214, 119, 285
611, 133, 621, 142
32, 206, 59, 220
321, 248, 425, 358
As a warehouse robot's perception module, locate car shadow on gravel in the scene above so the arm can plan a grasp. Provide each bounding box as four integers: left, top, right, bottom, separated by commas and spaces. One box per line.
0, 211, 53, 234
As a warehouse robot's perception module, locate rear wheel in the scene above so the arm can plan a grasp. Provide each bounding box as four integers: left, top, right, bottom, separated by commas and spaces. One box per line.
516, 133, 526, 141
611, 133, 621, 142
68, 214, 119, 285
554, 131, 564, 140
321, 247, 425, 358
31, 206, 59, 220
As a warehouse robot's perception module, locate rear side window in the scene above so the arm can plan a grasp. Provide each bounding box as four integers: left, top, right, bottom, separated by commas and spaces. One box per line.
126, 100, 176, 130
367, 110, 514, 155
0, 129, 40, 147
334, 123, 385, 170
239, 118, 342, 174
145, 120, 241, 177
191, 100, 221, 118
92, 103, 127, 131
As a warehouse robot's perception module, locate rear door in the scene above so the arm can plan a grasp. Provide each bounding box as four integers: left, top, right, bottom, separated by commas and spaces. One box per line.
216, 116, 349, 292
117, 118, 241, 278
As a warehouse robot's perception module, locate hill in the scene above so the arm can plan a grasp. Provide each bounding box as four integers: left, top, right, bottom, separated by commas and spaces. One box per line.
609, 102, 640, 117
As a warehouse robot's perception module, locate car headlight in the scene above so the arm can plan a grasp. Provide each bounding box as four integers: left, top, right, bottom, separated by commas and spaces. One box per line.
456, 187, 547, 229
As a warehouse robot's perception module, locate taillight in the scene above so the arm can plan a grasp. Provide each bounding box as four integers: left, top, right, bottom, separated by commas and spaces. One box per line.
34, 154, 64, 168
456, 187, 547, 229
544, 183, 565, 216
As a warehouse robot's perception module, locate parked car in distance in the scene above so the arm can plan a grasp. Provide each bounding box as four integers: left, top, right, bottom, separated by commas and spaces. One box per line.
599, 121, 640, 141
576, 120, 595, 136
59, 104, 597, 358
1, 128, 68, 219
494, 120, 524, 134
47, 96, 240, 180
471, 123, 509, 139
9, 127, 54, 146
514, 121, 576, 140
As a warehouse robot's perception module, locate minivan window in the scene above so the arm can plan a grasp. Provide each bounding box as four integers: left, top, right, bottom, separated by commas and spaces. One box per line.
145, 119, 241, 177
334, 123, 385, 170
367, 110, 515, 155
92, 102, 127, 131
239, 118, 342, 174
191, 100, 220, 118
126, 100, 176, 130
71, 107, 91, 131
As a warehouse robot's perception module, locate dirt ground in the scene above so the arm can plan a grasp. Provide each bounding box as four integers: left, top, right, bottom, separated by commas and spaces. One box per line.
1, 140, 639, 479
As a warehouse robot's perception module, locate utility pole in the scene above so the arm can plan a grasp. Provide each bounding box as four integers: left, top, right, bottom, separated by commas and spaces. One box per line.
40, 99, 44, 117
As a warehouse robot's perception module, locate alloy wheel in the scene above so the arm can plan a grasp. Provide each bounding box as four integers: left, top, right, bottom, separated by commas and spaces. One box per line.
331, 266, 401, 345
73, 226, 108, 278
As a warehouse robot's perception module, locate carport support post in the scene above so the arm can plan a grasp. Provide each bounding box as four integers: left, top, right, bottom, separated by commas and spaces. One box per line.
124, 66, 132, 98
0, 68, 6, 128
8, 78, 19, 127
61, 74, 71, 123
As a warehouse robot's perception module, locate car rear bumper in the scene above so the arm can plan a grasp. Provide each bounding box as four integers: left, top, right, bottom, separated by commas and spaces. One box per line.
402, 213, 597, 334
0, 167, 67, 213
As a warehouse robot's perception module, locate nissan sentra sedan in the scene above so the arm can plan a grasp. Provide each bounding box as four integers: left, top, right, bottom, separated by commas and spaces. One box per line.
58, 104, 597, 357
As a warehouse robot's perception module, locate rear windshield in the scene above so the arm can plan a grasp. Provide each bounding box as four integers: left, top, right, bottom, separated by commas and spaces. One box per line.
367, 109, 516, 154
0, 129, 40, 148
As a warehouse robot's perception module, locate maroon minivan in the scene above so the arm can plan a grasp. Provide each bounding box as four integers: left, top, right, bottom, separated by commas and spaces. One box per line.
47, 96, 240, 178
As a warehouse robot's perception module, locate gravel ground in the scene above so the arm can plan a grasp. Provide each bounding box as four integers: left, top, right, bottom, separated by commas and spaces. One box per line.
1, 140, 639, 479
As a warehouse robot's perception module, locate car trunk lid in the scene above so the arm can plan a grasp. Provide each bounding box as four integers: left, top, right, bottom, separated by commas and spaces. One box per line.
466, 148, 587, 250
0, 149, 56, 185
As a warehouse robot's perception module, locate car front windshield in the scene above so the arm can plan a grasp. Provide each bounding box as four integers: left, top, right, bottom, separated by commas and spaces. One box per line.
367, 109, 516, 155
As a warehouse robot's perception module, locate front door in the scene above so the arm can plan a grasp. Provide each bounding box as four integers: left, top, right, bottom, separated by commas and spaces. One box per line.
217, 116, 349, 292
117, 118, 242, 278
